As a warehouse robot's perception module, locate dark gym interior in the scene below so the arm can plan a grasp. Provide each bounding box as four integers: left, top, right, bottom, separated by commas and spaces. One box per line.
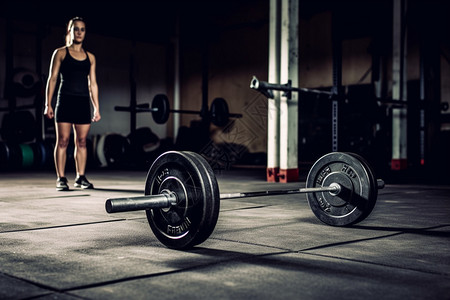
0, 1, 449, 299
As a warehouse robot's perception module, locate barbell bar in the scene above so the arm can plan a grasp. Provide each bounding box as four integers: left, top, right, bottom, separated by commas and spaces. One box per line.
106, 184, 342, 213
220, 179, 384, 199
250, 76, 334, 98
115, 94, 243, 127
107, 179, 385, 213
250, 76, 450, 111
105, 151, 384, 250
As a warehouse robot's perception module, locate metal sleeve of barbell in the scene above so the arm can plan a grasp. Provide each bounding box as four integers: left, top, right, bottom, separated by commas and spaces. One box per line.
297, 87, 333, 96
135, 107, 157, 113
264, 85, 333, 96
115, 107, 158, 113
115, 106, 133, 112
105, 192, 176, 213
250, 77, 333, 96
170, 109, 202, 115
220, 185, 339, 200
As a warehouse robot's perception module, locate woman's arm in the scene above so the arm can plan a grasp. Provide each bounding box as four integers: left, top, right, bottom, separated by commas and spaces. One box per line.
88, 52, 101, 122
44, 48, 64, 119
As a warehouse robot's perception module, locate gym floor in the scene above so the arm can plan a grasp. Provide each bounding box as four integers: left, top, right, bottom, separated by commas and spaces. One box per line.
0, 167, 449, 300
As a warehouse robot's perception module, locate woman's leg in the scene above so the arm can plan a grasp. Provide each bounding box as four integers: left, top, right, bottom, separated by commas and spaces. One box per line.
73, 123, 91, 177
55, 122, 72, 178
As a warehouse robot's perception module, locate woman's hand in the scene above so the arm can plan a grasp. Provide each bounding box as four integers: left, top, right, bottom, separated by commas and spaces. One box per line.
44, 106, 54, 119
92, 110, 101, 122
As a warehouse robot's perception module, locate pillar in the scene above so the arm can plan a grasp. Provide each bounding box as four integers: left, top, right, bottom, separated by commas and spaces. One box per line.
391, 0, 408, 170
278, 0, 299, 182
172, 15, 181, 140
266, 0, 281, 182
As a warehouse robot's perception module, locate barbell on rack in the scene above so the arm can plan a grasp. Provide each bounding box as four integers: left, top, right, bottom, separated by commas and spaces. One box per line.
105, 151, 384, 250
250, 76, 334, 98
115, 94, 243, 127
250, 76, 450, 111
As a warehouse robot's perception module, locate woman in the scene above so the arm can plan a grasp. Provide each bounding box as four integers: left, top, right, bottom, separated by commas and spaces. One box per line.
44, 17, 101, 191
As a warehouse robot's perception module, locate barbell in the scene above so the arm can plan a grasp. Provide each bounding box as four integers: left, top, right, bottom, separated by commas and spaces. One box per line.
105, 151, 384, 250
115, 94, 243, 127
250, 76, 450, 111
250, 76, 334, 98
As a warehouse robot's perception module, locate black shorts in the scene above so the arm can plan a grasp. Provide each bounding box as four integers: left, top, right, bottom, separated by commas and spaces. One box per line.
55, 94, 92, 124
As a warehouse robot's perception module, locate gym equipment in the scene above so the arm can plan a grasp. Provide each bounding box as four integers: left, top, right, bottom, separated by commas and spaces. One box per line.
30, 141, 47, 168
12, 68, 41, 98
105, 151, 384, 249
250, 75, 340, 153
96, 133, 130, 168
19, 144, 34, 168
250, 76, 333, 98
251, 75, 450, 111
115, 94, 243, 127
0, 142, 10, 170
1, 110, 36, 143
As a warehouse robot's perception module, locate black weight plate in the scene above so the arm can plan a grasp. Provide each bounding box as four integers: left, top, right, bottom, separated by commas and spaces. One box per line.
103, 134, 130, 168
43, 140, 55, 168
31, 141, 46, 168
345, 152, 378, 223
0, 142, 10, 170
306, 152, 378, 226
210, 97, 229, 127
6, 143, 22, 170
145, 151, 220, 249
182, 151, 221, 246
151, 94, 170, 124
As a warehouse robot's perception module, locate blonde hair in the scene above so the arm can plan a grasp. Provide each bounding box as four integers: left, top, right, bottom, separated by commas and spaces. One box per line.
65, 17, 85, 47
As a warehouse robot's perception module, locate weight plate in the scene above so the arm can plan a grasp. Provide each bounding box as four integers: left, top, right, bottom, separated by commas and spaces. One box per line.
103, 134, 129, 167
0, 142, 10, 170
95, 134, 108, 167
6, 143, 22, 170
151, 94, 170, 124
306, 152, 378, 226
210, 97, 229, 127
31, 141, 46, 168
345, 152, 378, 223
12, 68, 40, 97
19, 144, 34, 168
145, 151, 220, 249
182, 151, 221, 246
43, 140, 55, 168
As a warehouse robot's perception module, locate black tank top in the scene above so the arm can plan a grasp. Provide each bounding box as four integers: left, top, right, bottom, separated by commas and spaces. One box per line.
58, 47, 91, 97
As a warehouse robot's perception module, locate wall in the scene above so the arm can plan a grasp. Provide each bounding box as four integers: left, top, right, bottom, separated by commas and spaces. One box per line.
0, 19, 169, 142
1, 0, 449, 169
